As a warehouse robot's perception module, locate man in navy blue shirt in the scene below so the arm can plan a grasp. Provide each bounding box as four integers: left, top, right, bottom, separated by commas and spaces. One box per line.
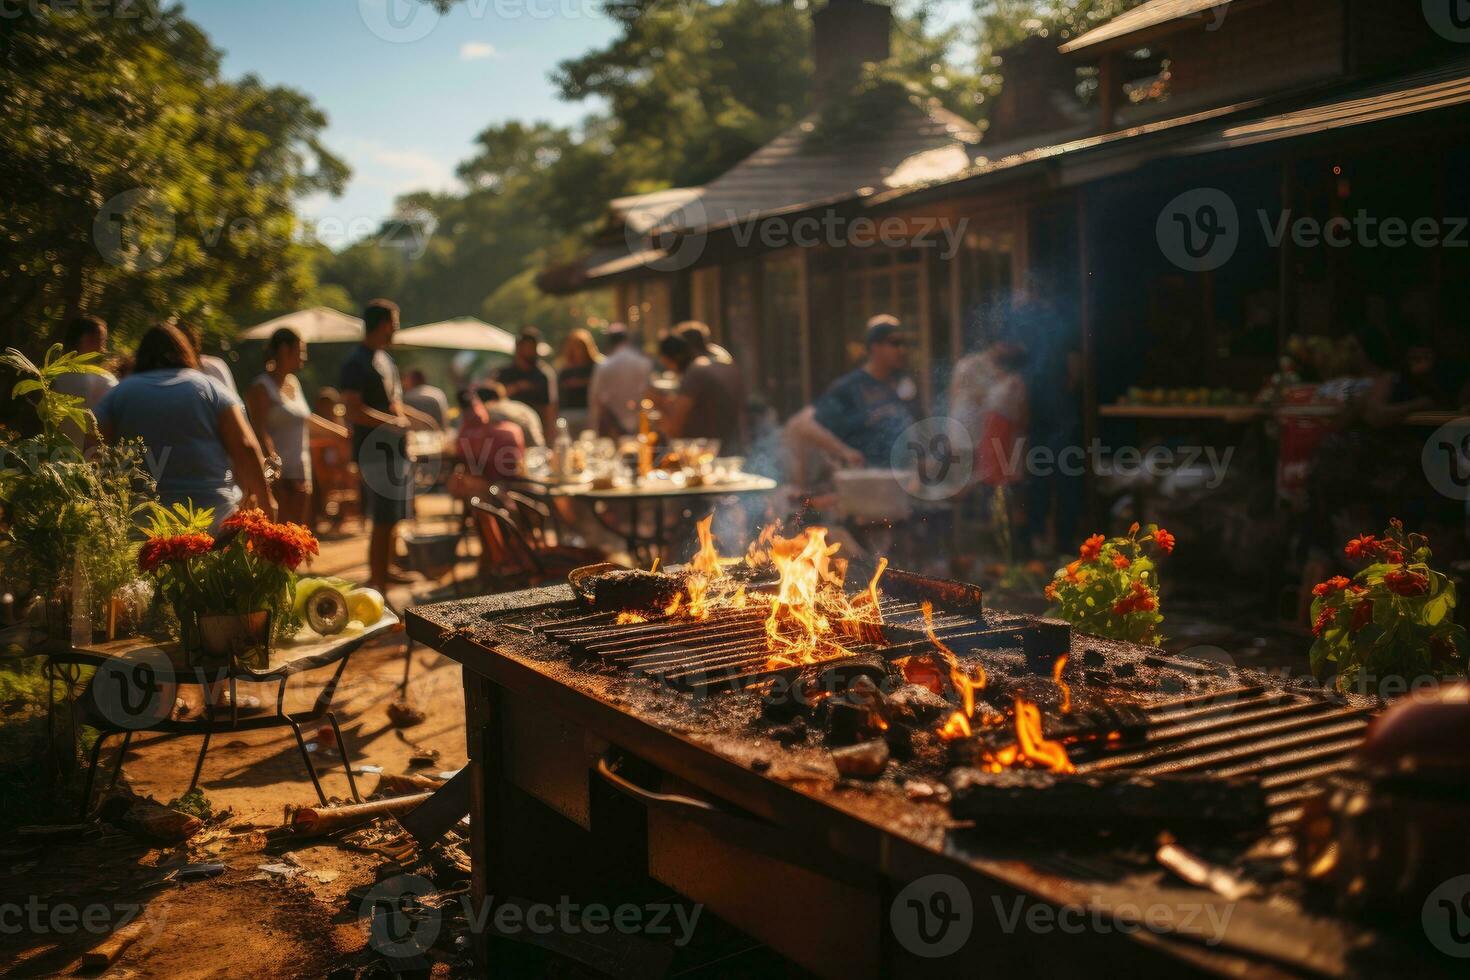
792, 315, 919, 467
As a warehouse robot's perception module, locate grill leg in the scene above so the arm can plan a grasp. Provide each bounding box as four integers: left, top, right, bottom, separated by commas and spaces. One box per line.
106, 730, 134, 793
79, 732, 113, 818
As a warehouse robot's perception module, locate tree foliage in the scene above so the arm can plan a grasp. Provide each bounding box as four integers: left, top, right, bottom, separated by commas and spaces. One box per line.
0, 4, 348, 351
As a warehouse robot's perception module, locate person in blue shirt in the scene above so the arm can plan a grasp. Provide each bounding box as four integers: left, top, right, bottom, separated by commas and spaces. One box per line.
95, 322, 274, 530
789, 315, 919, 468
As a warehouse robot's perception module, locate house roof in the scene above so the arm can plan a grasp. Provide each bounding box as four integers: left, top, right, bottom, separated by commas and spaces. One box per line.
649, 99, 980, 235
871, 58, 1470, 206
1058, 0, 1241, 55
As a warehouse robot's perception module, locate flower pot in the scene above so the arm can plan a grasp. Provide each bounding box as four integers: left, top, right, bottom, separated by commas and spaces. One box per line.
193, 611, 272, 671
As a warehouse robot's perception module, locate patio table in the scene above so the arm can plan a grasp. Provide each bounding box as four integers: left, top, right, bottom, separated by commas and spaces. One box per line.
47, 613, 399, 814
515, 474, 778, 565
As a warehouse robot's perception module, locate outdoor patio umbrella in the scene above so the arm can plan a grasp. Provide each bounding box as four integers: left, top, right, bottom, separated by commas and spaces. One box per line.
239, 307, 364, 343
392, 317, 516, 354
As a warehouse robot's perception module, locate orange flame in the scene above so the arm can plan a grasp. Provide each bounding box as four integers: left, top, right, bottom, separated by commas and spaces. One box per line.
925, 601, 989, 742
980, 697, 1075, 773
764, 527, 846, 665
1052, 653, 1072, 714
731, 584, 748, 609
684, 514, 723, 620
615, 611, 648, 625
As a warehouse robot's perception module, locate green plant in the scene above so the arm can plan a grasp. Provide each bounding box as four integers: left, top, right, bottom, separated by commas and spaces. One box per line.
139, 503, 317, 641
1044, 524, 1175, 646
0, 346, 153, 621
1309, 520, 1468, 694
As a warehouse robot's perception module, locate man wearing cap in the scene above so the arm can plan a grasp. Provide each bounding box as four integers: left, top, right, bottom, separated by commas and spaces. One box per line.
496, 327, 558, 435
789, 314, 918, 468
588, 323, 652, 437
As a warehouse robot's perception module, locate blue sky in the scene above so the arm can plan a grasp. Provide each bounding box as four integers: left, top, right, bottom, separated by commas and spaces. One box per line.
183, 0, 974, 243
183, 0, 622, 242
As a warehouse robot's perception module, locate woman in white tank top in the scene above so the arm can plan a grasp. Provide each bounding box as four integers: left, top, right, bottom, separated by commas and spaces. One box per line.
245, 327, 346, 527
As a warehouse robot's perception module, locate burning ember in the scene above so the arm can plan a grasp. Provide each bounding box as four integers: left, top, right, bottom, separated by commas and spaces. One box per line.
979, 698, 1075, 774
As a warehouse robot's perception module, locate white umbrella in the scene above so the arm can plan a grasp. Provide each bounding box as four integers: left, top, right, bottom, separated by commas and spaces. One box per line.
240, 307, 364, 343
393, 317, 516, 354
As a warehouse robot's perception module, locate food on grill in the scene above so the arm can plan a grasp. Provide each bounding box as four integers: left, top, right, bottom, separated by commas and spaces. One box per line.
581, 568, 687, 612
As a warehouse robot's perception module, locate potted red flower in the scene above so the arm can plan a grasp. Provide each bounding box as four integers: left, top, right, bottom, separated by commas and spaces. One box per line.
1044, 523, 1174, 646
139, 504, 319, 669
1309, 520, 1467, 694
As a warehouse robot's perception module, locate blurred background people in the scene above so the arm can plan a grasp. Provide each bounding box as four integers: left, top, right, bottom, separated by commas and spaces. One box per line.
402, 367, 449, 430
339, 299, 415, 594
246, 327, 348, 527
53, 314, 117, 444
670, 320, 747, 453
94, 322, 273, 530
497, 327, 557, 435
451, 384, 525, 500
183, 322, 238, 397
556, 328, 601, 434
588, 323, 650, 437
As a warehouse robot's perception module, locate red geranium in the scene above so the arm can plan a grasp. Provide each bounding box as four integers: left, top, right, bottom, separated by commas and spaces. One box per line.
1313, 576, 1351, 598
1079, 534, 1105, 562
1152, 528, 1176, 555
1112, 553, 1131, 570
1344, 535, 1378, 561
1350, 598, 1373, 632
1384, 569, 1429, 597
221, 508, 319, 570
138, 533, 215, 573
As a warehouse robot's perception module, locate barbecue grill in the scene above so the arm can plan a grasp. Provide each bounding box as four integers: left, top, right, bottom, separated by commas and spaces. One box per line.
407, 565, 1454, 978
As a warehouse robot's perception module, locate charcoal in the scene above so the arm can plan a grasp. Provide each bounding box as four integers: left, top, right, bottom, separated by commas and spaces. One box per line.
883, 722, 914, 761
888, 684, 948, 722
761, 682, 817, 722
584, 569, 684, 612
767, 718, 807, 747
832, 739, 889, 780
1023, 618, 1072, 672
845, 674, 885, 709
1082, 648, 1107, 668
1084, 670, 1111, 686
1112, 661, 1137, 678
825, 695, 885, 746
815, 653, 889, 694
946, 768, 1269, 831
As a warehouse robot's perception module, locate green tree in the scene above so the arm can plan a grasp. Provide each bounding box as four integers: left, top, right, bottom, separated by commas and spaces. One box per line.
0, 5, 348, 353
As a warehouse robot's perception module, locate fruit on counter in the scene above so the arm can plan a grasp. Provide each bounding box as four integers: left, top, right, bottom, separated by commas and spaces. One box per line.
304, 586, 349, 636
295, 577, 386, 634
346, 587, 385, 626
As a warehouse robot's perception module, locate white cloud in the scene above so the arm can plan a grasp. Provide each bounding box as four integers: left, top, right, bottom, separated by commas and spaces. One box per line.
460, 41, 497, 61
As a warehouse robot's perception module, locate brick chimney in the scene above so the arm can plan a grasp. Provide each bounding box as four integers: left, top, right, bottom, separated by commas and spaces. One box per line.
986, 35, 1085, 144
812, 0, 893, 102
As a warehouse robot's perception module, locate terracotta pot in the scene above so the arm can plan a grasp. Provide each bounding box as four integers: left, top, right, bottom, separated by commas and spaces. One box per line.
194, 611, 271, 671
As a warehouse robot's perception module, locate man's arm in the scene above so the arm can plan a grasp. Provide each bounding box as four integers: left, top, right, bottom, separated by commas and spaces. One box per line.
787, 405, 865, 469
341, 390, 407, 431
219, 405, 276, 517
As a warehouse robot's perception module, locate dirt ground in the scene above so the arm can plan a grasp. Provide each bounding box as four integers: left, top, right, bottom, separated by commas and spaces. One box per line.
1, 518, 477, 980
